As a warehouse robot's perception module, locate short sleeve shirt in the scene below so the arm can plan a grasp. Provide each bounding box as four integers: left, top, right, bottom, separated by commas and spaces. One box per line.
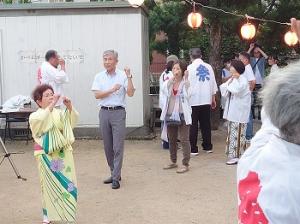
91, 69, 128, 107
243, 64, 256, 82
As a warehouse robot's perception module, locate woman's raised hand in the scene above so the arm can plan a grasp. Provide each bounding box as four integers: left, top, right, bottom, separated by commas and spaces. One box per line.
48, 94, 60, 111
63, 97, 72, 111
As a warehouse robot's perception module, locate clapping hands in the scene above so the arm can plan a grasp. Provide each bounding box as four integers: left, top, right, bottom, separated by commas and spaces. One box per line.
111, 84, 122, 93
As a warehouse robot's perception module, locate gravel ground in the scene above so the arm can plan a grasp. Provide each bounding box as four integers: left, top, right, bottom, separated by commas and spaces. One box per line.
1, 121, 262, 224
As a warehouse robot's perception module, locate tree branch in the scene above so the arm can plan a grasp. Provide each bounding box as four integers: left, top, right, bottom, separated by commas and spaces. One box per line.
264, 0, 276, 15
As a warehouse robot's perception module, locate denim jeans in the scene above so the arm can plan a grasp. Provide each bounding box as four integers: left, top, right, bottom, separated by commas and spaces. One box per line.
246, 110, 253, 140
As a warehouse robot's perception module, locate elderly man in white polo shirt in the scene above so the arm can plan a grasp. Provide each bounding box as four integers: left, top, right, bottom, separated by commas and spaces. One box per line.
91, 50, 135, 189
188, 48, 218, 155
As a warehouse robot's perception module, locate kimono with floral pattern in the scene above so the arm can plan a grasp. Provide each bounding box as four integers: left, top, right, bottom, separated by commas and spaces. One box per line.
29, 107, 78, 222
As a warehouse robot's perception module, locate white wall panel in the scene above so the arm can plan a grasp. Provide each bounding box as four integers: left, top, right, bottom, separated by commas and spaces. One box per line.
0, 9, 148, 128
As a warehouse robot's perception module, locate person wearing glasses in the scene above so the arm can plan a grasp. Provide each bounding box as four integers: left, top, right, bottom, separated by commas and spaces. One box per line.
29, 84, 79, 224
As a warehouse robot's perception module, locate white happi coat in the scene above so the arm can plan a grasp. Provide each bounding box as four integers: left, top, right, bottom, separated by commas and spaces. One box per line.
237, 110, 300, 224
187, 58, 218, 106
220, 75, 251, 123
159, 70, 174, 110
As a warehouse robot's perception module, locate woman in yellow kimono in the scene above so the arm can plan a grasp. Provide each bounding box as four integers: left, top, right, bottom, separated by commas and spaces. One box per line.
29, 84, 79, 224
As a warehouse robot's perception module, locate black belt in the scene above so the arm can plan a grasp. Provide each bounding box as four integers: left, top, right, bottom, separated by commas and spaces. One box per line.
101, 106, 124, 111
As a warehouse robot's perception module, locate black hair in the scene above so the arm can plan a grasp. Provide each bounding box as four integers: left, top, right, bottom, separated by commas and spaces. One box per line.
189, 48, 202, 60
269, 55, 278, 61
166, 60, 175, 74
172, 60, 188, 76
231, 59, 245, 75
239, 51, 251, 61
45, 50, 57, 61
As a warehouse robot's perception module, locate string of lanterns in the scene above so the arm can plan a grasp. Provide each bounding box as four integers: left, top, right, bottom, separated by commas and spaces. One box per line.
185, 0, 298, 46
127, 0, 298, 46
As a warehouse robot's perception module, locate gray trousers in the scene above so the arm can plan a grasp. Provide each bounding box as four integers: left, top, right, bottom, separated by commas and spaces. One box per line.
99, 108, 126, 181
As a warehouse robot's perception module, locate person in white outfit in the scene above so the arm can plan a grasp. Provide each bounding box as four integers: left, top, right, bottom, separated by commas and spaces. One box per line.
220, 59, 232, 111
160, 60, 192, 173
237, 61, 300, 224
40, 50, 69, 107
187, 48, 218, 155
220, 60, 251, 165
239, 52, 256, 141
268, 55, 279, 74
159, 55, 178, 149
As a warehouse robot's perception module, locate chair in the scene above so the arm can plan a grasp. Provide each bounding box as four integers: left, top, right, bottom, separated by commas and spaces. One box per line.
4, 111, 31, 144
150, 105, 161, 131
0, 109, 5, 140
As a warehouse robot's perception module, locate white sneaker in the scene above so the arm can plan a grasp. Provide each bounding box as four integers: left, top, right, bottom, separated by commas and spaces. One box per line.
205, 150, 213, 154
246, 139, 251, 145
191, 152, 199, 156
226, 158, 239, 165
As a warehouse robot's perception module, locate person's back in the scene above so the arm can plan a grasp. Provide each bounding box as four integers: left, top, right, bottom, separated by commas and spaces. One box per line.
187, 48, 217, 154
237, 61, 300, 223
221, 75, 250, 123
238, 126, 300, 223
188, 58, 217, 106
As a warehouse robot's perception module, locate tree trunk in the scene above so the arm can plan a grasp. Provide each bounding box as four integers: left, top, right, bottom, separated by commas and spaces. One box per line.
209, 20, 222, 130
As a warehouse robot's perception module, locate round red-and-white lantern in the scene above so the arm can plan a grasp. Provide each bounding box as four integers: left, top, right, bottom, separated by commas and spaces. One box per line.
128, 0, 144, 8
187, 12, 203, 29
241, 23, 256, 40
284, 31, 298, 46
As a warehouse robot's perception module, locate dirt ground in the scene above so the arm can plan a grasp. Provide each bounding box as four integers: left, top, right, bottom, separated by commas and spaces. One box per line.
0, 124, 247, 224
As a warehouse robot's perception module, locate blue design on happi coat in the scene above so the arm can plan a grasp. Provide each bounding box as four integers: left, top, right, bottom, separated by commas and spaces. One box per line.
196, 64, 210, 82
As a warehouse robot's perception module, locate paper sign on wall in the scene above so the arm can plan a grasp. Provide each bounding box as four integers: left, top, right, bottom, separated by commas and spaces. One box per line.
18, 49, 85, 64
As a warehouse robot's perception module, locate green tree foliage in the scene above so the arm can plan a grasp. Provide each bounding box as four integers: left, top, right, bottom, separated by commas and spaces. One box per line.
148, 0, 300, 63
147, 0, 300, 128
148, 0, 189, 56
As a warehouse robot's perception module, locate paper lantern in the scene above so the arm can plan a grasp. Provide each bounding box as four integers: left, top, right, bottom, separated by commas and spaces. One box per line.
284, 31, 298, 46
187, 12, 203, 29
128, 0, 144, 8
241, 23, 256, 40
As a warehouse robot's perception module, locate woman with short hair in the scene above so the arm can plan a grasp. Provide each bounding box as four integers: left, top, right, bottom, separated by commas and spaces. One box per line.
160, 60, 192, 173
29, 84, 79, 224
220, 60, 251, 165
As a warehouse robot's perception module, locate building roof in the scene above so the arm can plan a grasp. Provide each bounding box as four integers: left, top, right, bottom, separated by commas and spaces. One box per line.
0, 1, 149, 16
